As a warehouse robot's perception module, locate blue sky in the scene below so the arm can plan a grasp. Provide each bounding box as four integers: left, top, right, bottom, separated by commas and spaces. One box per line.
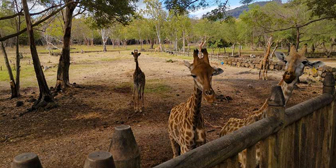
188, 0, 289, 18
137, 0, 289, 18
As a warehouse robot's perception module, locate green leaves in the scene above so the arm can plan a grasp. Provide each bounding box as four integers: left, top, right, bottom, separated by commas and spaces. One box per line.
81, 0, 138, 28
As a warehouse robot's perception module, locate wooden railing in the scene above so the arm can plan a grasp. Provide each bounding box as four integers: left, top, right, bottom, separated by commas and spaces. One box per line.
154, 72, 336, 168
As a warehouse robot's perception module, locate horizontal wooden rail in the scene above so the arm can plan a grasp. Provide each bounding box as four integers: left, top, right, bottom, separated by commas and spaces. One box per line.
285, 93, 333, 126
155, 92, 334, 168
154, 117, 282, 168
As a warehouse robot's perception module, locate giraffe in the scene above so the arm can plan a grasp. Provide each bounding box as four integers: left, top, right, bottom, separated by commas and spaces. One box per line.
168, 48, 223, 158
259, 37, 277, 80
219, 44, 324, 168
132, 50, 146, 112
154, 46, 161, 52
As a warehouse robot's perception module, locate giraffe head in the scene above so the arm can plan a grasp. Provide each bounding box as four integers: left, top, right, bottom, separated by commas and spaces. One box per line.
131, 49, 141, 62
184, 48, 223, 103
275, 44, 324, 84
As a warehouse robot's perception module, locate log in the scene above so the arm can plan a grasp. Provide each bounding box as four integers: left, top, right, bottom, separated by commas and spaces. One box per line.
11, 153, 43, 168
83, 151, 115, 168
109, 125, 140, 168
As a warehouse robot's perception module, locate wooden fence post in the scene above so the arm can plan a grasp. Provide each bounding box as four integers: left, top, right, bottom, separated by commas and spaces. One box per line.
84, 151, 115, 168
323, 72, 336, 168
260, 86, 285, 168
11, 153, 43, 168
109, 125, 140, 168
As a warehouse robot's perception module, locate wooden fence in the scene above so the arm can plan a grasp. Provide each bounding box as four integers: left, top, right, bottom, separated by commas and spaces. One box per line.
154, 71, 336, 168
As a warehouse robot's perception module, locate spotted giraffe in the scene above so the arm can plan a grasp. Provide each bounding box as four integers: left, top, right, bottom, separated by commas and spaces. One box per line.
220, 44, 324, 168
132, 50, 146, 112
259, 37, 274, 80
168, 48, 223, 157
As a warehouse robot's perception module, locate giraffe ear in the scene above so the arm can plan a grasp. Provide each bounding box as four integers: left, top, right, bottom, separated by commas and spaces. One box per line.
305, 61, 325, 69
212, 67, 224, 76
131, 52, 134, 55
138, 53, 141, 56
275, 52, 287, 63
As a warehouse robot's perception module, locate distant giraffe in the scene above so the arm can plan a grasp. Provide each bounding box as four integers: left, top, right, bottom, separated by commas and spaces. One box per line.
154, 45, 161, 52
132, 50, 146, 112
259, 37, 278, 80
220, 44, 324, 168
168, 47, 223, 157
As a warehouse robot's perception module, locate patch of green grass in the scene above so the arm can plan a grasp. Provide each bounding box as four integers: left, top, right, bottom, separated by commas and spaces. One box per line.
145, 83, 172, 93
0, 66, 35, 82
145, 52, 193, 61
100, 57, 123, 62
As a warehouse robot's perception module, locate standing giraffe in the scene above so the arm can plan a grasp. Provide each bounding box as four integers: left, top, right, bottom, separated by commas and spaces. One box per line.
132, 50, 146, 112
220, 44, 324, 168
259, 37, 277, 80
168, 48, 223, 157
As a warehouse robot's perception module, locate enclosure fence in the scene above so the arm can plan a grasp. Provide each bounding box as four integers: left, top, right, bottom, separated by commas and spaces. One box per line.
154, 71, 336, 168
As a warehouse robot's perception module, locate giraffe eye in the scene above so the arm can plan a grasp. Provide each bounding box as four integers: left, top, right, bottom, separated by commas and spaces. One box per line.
191, 74, 196, 78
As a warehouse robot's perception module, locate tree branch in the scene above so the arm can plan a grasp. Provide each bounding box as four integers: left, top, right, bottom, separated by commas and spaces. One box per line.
0, 4, 64, 21
266, 16, 334, 33
0, 3, 71, 42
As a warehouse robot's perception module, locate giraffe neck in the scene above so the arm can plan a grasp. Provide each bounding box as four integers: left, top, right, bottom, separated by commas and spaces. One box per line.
190, 85, 202, 146
135, 59, 140, 71
253, 77, 298, 119
278, 78, 298, 105
190, 85, 202, 118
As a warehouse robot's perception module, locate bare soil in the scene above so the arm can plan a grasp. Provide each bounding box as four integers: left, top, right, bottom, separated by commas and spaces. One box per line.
0, 51, 324, 168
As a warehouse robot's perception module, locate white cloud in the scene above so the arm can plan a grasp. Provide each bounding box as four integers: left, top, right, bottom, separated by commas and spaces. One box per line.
188, 6, 217, 19
136, 0, 146, 12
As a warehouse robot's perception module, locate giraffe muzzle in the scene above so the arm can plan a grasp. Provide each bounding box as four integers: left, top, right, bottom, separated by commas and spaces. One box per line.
283, 71, 296, 84
205, 90, 214, 96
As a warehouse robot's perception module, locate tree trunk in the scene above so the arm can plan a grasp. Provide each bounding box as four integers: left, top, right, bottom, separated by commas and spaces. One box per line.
22, 0, 55, 109
238, 44, 242, 57
112, 39, 115, 49
140, 39, 143, 50
1, 40, 17, 98
55, 0, 76, 91
102, 39, 107, 52
150, 39, 154, 49
296, 27, 300, 50
15, 15, 21, 97
231, 43, 235, 56
182, 31, 185, 53
311, 44, 315, 53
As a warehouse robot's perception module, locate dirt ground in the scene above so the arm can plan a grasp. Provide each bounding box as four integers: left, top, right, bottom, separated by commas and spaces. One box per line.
0, 50, 326, 168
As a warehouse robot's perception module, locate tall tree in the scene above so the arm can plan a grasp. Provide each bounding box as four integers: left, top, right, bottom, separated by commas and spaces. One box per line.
144, 0, 167, 51
22, 0, 55, 109
55, 0, 137, 91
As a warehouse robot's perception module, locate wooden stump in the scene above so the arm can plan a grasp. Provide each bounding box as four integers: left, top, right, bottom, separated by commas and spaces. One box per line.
110, 125, 140, 168
11, 153, 43, 168
84, 151, 115, 168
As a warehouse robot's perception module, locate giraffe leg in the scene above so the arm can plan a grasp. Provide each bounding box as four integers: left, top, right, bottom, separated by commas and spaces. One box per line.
263, 67, 266, 80
239, 150, 247, 168
133, 85, 137, 112
169, 137, 180, 158
137, 88, 141, 112
259, 64, 263, 80
140, 85, 145, 112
